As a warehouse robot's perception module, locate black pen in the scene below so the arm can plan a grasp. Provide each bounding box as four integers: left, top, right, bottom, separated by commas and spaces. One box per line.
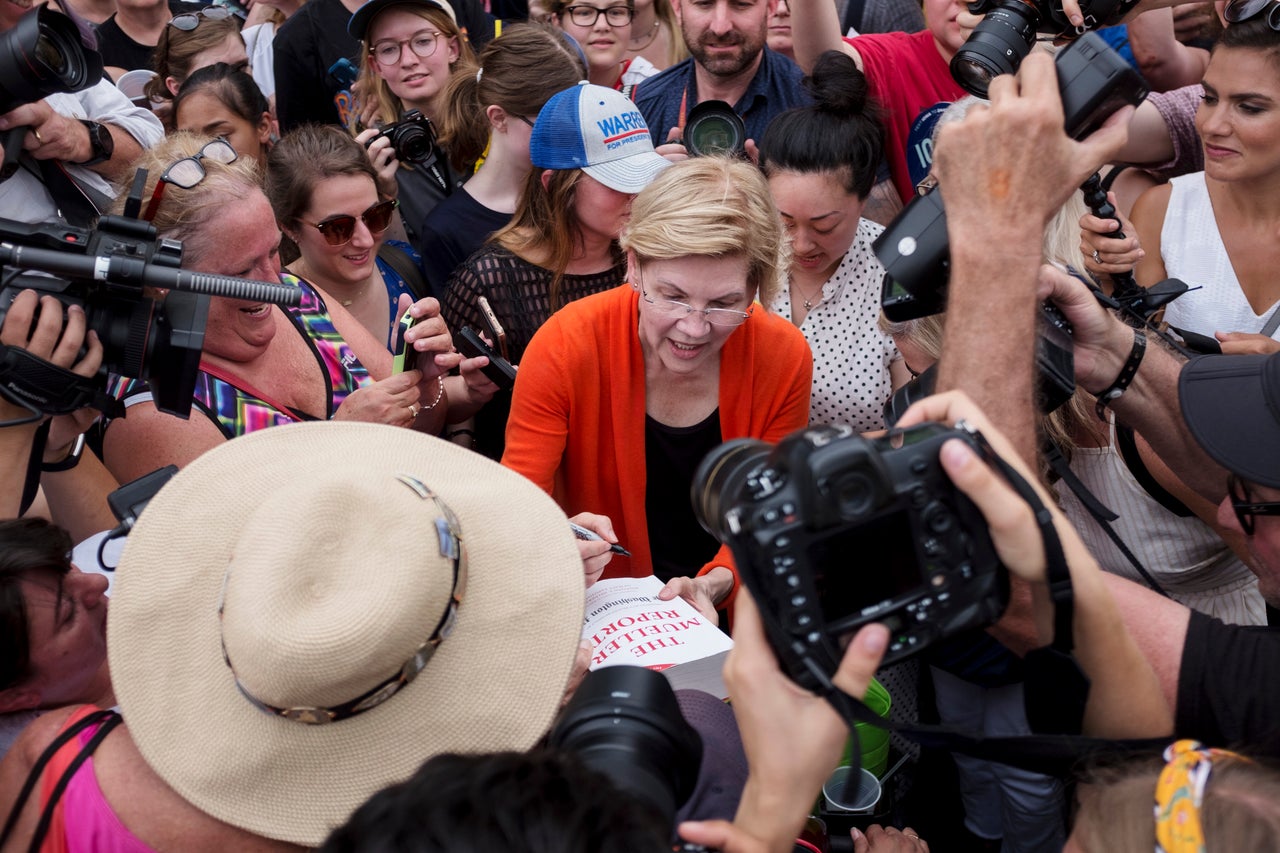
569, 522, 632, 557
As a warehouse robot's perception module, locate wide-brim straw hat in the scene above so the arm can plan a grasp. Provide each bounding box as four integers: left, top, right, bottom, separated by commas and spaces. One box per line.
108, 422, 585, 846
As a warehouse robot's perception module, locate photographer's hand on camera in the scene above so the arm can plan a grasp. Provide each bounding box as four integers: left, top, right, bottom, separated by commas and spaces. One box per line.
1079, 192, 1144, 281
356, 127, 400, 200
935, 54, 1133, 243
1, 291, 113, 525
678, 591, 890, 853
896, 390, 1174, 737
0, 101, 134, 180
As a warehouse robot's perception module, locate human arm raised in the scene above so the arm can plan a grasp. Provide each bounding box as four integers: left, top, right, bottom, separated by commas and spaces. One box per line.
787, 0, 861, 72
933, 52, 1135, 462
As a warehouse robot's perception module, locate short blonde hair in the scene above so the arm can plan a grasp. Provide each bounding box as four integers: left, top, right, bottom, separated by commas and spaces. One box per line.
619, 157, 788, 306
114, 132, 265, 268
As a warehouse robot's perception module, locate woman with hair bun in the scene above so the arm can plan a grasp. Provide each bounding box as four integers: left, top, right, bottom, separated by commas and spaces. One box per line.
173, 63, 274, 166
758, 50, 909, 434
419, 23, 585, 294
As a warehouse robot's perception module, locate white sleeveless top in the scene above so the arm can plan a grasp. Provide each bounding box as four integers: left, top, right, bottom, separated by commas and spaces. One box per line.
1054, 419, 1266, 626
1160, 172, 1280, 338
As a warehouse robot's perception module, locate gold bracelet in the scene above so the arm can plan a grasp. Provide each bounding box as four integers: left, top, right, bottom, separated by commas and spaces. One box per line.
421, 375, 445, 412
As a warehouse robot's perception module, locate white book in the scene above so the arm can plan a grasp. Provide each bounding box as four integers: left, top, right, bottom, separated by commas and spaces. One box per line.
582, 576, 734, 700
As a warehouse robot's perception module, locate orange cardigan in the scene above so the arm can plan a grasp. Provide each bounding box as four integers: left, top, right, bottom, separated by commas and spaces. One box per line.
502, 284, 813, 601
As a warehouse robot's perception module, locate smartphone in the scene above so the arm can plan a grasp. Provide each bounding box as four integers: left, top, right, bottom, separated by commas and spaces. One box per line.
456, 326, 517, 391
392, 310, 417, 373
108, 465, 178, 528
475, 296, 508, 361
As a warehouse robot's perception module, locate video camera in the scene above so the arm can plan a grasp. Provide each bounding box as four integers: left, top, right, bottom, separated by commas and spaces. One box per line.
0, 214, 301, 420
693, 422, 1009, 693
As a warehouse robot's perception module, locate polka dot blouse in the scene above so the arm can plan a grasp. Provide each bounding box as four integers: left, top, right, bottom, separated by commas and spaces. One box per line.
767, 218, 900, 433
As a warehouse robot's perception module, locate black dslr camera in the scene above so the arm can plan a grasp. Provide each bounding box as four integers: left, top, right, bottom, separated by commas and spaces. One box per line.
952, 0, 1133, 96
0, 6, 105, 181
372, 108, 443, 167
693, 423, 1008, 692
0, 214, 301, 419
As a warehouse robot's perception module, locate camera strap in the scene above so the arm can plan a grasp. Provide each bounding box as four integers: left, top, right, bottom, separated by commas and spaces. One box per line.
1045, 438, 1172, 598
0, 344, 123, 419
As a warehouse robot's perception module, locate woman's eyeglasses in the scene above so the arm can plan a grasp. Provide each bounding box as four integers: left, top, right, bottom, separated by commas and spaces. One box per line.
302, 199, 399, 247
1228, 474, 1280, 535
370, 30, 444, 65
563, 4, 634, 27
1224, 0, 1280, 27
169, 6, 234, 30
143, 137, 238, 222
639, 285, 752, 327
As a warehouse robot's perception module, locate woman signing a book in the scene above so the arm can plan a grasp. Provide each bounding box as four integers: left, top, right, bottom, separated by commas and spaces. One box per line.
503, 157, 814, 622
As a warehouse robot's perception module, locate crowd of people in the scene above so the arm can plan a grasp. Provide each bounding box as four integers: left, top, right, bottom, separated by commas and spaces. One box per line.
2, 0, 1280, 849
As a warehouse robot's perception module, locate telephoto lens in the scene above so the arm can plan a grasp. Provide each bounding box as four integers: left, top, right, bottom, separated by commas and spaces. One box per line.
0, 5, 102, 115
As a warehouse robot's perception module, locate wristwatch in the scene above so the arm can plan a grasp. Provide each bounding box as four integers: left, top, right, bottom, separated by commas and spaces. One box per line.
42, 432, 87, 472
76, 121, 114, 167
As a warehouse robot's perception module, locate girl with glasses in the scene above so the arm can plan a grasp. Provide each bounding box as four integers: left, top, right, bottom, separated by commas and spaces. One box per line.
503, 156, 813, 619
550, 0, 659, 88
349, 0, 477, 237
267, 125, 421, 352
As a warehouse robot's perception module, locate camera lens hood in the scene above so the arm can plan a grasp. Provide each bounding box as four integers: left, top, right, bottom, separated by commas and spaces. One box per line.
949, 3, 1039, 97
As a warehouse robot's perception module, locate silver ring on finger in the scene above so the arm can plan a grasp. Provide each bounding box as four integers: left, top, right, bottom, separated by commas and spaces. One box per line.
408, 403, 421, 419
1091, 249, 1102, 264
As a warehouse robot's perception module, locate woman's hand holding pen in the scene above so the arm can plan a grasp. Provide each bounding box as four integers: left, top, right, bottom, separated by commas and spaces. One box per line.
568, 512, 624, 587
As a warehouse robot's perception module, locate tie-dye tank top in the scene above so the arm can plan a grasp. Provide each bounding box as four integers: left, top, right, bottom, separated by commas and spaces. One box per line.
108, 276, 370, 439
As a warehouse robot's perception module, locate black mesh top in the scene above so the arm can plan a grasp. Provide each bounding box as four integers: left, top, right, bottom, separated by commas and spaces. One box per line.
442, 243, 627, 364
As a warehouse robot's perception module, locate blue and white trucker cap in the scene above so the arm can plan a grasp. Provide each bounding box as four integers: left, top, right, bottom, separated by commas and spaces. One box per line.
530, 82, 671, 194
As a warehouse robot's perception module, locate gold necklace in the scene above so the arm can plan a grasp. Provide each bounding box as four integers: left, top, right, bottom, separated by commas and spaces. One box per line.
628, 20, 660, 52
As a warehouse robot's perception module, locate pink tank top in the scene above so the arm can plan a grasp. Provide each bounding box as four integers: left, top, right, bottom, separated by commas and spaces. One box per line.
39, 707, 157, 853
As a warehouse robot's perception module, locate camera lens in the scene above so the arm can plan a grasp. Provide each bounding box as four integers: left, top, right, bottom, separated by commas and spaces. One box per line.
392, 124, 433, 162
549, 667, 702, 827
692, 438, 772, 540
949, 3, 1039, 97
0, 7, 101, 115
33, 32, 68, 76
684, 100, 746, 158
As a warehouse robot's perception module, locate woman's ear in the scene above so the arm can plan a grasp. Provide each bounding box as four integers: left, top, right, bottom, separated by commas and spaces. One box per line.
257, 112, 273, 145
626, 251, 639, 288
448, 35, 461, 64
485, 104, 507, 133
539, 169, 553, 192
165, 76, 181, 96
